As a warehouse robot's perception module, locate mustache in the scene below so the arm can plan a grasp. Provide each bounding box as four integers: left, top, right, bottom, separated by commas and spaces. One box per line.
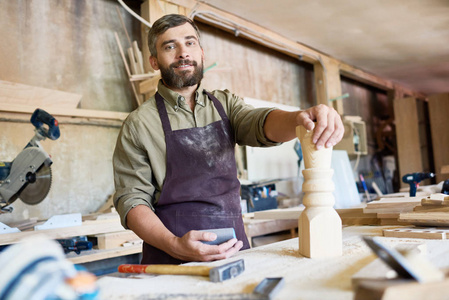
170, 60, 198, 68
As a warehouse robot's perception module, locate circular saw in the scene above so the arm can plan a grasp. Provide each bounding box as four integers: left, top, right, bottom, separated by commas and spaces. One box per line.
0, 109, 60, 213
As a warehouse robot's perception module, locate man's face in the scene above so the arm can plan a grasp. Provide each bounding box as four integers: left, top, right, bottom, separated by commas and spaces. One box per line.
150, 23, 204, 89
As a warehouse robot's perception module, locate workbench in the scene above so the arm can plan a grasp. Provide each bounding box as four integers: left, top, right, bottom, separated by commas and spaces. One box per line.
97, 225, 449, 299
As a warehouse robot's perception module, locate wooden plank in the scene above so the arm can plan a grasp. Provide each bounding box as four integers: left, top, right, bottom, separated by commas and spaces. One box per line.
94, 230, 141, 250
140, 0, 153, 73
67, 244, 141, 264
253, 207, 381, 225
383, 228, 448, 240
132, 41, 145, 74
0, 104, 128, 121
428, 93, 449, 183
0, 218, 125, 246
0, 80, 81, 109
253, 207, 303, 220
394, 97, 423, 188
414, 205, 449, 212
398, 212, 449, 226
363, 197, 421, 214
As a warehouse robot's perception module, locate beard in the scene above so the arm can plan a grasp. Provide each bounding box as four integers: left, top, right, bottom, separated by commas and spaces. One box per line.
159, 59, 204, 89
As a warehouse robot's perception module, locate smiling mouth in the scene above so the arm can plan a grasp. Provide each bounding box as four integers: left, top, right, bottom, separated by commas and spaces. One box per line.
172, 60, 197, 70
176, 64, 192, 69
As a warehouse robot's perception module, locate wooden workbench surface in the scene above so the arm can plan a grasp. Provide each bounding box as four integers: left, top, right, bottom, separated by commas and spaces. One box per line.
97, 226, 449, 299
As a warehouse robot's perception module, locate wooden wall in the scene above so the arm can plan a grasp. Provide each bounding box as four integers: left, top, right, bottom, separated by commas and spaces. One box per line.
0, 0, 139, 112
198, 23, 315, 109
0, 0, 140, 223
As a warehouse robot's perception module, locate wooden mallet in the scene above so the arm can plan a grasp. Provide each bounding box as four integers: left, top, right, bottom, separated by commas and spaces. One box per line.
118, 259, 245, 282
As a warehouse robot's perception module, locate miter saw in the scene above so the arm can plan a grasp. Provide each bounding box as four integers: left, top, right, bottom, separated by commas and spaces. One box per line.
0, 109, 60, 213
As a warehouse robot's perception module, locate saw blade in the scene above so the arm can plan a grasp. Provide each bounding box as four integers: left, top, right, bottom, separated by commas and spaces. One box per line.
19, 164, 52, 205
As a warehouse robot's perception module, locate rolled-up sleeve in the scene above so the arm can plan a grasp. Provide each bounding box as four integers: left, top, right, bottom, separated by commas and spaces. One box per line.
222, 91, 281, 147
113, 119, 155, 229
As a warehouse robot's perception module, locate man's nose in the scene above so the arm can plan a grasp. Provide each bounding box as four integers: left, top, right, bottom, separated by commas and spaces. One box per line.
177, 45, 190, 59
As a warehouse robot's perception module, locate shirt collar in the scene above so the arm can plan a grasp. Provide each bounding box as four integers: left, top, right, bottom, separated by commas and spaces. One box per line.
157, 80, 206, 111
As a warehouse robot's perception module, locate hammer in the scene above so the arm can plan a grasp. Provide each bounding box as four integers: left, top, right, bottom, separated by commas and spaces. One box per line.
118, 259, 245, 282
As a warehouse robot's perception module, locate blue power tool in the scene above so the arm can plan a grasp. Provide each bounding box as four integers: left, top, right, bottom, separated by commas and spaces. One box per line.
402, 172, 435, 197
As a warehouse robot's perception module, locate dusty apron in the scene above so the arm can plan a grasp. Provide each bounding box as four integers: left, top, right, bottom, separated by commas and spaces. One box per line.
141, 91, 250, 264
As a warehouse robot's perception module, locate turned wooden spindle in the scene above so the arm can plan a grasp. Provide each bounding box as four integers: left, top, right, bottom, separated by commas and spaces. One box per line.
296, 125, 342, 258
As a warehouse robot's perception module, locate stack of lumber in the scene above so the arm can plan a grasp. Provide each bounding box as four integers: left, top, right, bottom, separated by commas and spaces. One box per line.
398, 193, 449, 227
382, 193, 449, 240
363, 197, 422, 225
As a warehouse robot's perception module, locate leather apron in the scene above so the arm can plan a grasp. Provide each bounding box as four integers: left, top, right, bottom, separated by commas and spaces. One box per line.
141, 91, 250, 264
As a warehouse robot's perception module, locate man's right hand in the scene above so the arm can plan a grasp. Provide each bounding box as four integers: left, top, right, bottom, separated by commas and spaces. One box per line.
127, 205, 243, 262
168, 230, 243, 262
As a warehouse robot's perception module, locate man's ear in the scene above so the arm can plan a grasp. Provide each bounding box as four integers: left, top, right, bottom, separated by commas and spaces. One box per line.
149, 56, 159, 70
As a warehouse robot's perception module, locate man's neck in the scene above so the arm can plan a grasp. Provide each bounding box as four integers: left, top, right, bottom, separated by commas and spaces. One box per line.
164, 82, 198, 110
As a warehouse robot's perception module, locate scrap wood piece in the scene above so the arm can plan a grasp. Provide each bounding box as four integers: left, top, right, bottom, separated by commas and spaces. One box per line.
0, 80, 81, 109
383, 228, 449, 240
337, 207, 381, 226
421, 193, 449, 206
398, 212, 449, 227
93, 230, 141, 250
414, 205, 449, 212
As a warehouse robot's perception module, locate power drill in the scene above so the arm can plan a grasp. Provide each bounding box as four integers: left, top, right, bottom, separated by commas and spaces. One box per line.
402, 172, 435, 196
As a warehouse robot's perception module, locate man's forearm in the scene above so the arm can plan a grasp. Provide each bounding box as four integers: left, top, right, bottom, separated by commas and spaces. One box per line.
263, 109, 300, 143
263, 105, 344, 149
127, 205, 178, 256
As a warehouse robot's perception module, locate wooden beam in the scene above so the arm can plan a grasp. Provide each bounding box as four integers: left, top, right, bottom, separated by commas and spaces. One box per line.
314, 57, 344, 113
0, 104, 128, 122
428, 93, 449, 183
394, 97, 423, 187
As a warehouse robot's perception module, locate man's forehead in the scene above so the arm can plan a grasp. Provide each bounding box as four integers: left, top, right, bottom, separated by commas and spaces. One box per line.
157, 23, 199, 45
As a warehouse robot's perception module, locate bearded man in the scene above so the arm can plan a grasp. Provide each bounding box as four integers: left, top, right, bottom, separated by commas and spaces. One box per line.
113, 14, 344, 264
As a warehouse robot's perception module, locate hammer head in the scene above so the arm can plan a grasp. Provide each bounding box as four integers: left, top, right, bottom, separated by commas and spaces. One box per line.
209, 259, 245, 282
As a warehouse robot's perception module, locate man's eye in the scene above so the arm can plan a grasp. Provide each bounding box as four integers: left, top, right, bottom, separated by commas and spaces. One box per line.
165, 45, 175, 50
187, 41, 195, 46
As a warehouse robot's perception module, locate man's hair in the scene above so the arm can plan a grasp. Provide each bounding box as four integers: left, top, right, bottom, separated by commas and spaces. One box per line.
148, 14, 201, 57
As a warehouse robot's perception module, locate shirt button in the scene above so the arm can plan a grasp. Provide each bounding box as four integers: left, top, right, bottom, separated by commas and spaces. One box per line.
179, 96, 185, 102
174, 105, 179, 111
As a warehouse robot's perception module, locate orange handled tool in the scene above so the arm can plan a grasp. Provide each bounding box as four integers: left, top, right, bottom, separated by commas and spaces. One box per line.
118, 259, 244, 282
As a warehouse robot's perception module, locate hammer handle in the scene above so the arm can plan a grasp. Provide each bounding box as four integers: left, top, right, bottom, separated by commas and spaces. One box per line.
118, 264, 211, 276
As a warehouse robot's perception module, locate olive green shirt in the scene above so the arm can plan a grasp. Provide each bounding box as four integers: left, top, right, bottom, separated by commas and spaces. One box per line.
113, 81, 279, 228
